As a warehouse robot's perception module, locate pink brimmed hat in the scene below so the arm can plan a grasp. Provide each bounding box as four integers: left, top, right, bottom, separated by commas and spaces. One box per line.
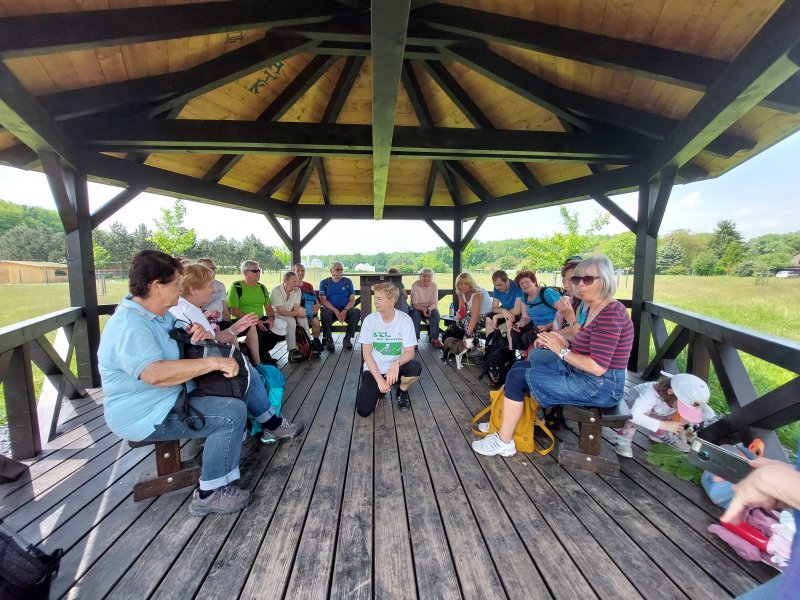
662, 372, 710, 423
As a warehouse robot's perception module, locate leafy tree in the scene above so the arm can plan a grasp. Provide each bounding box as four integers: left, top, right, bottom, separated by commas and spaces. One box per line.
596, 232, 636, 270
0, 199, 62, 236
710, 219, 744, 258
691, 252, 720, 276
150, 200, 196, 256
524, 206, 609, 271
656, 240, 685, 273
93, 242, 110, 269
719, 242, 746, 270
0, 223, 65, 261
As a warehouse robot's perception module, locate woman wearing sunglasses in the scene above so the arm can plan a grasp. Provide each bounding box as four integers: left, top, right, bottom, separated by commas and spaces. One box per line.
473, 255, 634, 457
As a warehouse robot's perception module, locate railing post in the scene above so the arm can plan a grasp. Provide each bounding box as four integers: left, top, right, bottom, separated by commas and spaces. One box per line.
4, 343, 42, 459
687, 331, 710, 382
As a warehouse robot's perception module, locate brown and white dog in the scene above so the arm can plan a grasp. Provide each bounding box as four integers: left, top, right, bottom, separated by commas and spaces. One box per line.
441, 336, 477, 370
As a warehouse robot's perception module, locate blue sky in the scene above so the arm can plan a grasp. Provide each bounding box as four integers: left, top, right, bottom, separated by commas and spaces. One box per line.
0, 131, 798, 255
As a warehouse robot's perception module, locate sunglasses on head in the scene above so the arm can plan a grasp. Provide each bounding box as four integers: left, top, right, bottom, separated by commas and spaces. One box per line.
570, 275, 599, 285
247, 268, 261, 273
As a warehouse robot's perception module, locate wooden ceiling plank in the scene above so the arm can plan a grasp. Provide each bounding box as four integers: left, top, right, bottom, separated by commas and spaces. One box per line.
288, 158, 317, 204
414, 3, 800, 114
0, 0, 352, 58
257, 156, 310, 197
65, 119, 650, 162
443, 45, 753, 159
418, 60, 540, 189
292, 205, 455, 219
443, 162, 491, 203
203, 54, 338, 182
643, 0, 800, 179
0, 143, 39, 169
82, 152, 292, 217
0, 61, 80, 169
371, 0, 412, 219
313, 41, 440, 60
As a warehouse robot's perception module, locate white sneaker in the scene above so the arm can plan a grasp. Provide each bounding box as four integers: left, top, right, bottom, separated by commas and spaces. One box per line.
472, 432, 516, 457
649, 431, 690, 453
477, 422, 490, 433
614, 434, 633, 458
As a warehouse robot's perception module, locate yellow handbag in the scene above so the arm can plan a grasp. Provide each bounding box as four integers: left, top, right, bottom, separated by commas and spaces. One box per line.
470, 388, 555, 455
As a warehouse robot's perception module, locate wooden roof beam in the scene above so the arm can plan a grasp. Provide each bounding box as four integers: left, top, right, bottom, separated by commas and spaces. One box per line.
643, 1, 800, 179
90, 186, 145, 229
314, 42, 440, 60
415, 3, 800, 114
443, 45, 754, 159
0, 62, 81, 170
0, 0, 352, 58
65, 119, 651, 162
38, 36, 318, 122
418, 60, 541, 189
82, 152, 293, 217
294, 205, 456, 220
257, 157, 310, 197
371, 0, 411, 219
203, 54, 338, 182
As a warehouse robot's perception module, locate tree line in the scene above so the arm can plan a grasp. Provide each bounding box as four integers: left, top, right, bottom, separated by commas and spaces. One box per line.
1, 199, 798, 276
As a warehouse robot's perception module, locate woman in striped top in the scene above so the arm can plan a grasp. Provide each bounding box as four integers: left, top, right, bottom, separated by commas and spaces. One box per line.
473, 255, 634, 457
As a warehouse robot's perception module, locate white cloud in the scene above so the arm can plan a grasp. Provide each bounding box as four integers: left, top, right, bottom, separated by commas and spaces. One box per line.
677, 191, 703, 207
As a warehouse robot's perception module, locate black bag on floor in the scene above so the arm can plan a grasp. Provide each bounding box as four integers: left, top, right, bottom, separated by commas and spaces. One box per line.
0, 518, 63, 600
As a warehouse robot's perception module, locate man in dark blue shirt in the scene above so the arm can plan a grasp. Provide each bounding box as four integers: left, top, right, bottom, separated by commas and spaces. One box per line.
485, 269, 523, 337
319, 261, 361, 352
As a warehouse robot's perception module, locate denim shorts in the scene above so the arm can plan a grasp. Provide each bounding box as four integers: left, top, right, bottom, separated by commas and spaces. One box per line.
524, 347, 625, 409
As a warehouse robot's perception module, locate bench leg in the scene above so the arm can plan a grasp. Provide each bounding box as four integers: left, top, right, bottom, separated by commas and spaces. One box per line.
558, 423, 620, 477
132, 440, 201, 501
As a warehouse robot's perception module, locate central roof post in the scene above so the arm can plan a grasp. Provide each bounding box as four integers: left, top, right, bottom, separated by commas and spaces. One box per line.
452, 218, 462, 304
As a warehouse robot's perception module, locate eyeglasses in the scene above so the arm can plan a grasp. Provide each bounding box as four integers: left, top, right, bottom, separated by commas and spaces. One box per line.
570, 275, 599, 286
247, 268, 261, 273
332, 268, 343, 272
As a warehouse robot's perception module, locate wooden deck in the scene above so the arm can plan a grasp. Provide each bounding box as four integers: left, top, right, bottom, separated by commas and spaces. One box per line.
0, 336, 779, 599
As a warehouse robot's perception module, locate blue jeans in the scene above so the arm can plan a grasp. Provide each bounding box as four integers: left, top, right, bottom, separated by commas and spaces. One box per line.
504, 348, 625, 409
735, 574, 784, 599
143, 394, 247, 491
410, 308, 440, 341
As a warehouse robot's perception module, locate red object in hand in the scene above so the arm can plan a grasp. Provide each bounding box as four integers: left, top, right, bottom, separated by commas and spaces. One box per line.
456, 306, 466, 320
720, 521, 769, 552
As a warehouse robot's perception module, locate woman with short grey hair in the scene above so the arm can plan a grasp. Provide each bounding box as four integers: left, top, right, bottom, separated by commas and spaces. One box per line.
473, 254, 634, 457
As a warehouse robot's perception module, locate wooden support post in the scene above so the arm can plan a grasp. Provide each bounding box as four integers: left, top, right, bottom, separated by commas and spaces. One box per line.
41, 153, 101, 387
4, 344, 41, 459
452, 218, 462, 305
291, 215, 302, 266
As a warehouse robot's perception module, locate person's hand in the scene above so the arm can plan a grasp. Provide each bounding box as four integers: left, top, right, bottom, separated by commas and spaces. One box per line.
216, 357, 239, 378
338, 310, 347, 322
536, 323, 553, 332
187, 322, 213, 343
232, 313, 259, 334
378, 377, 391, 394
501, 309, 515, 323
256, 319, 269, 332
423, 308, 430, 317
658, 420, 686, 434
311, 303, 321, 313
721, 462, 798, 524
533, 337, 546, 348
385, 361, 400, 385
537, 330, 567, 353
293, 306, 307, 317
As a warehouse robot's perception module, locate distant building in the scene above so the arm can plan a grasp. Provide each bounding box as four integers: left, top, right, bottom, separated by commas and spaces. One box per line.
0, 260, 68, 284
354, 263, 376, 272
309, 258, 324, 269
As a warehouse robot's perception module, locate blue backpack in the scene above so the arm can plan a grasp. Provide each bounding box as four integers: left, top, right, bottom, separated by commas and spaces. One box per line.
247, 364, 286, 436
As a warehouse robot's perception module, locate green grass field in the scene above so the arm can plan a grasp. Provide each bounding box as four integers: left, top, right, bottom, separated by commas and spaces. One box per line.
2, 273, 798, 452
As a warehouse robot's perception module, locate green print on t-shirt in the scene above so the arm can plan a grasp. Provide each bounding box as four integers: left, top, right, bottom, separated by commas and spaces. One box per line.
372, 331, 402, 357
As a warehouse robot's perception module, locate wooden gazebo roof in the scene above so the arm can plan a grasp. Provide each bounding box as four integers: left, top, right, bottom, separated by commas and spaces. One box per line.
1, 0, 799, 222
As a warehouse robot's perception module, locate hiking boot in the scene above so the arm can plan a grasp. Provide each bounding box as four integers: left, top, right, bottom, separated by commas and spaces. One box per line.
472, 432, 516, 457
189, 485, 251, 516
270, 417, 304, 440
261, 355, 278, 367
614, 433, 633, 458
311, 338, 324, 355
396, 388, 411, 411
343, 338, 353, 350
649, 431, 690, 453
260, 430, 278, 444
288, 349, 305, 362
324, 338, 335, 352
431, 339, 444, 349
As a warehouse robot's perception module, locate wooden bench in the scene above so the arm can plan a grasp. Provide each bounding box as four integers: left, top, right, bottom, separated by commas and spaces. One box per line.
558, 404, 632, 477
128, 439, 201, 501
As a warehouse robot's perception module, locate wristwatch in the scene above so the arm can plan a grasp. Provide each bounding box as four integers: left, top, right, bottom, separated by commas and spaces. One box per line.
558, 348, 571, 361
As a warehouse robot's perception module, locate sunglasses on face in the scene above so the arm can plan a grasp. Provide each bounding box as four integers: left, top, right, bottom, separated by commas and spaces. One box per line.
247, 268, 261, 273
570, 275, 599, 286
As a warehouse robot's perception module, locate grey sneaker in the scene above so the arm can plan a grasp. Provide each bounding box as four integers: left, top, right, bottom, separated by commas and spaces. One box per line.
189, 485, 251, 516
472, 432, 516, 457
270, 417, 304, 440
614, 433, 633, 458
260, 430, 278, 444
649, 431, 690, 452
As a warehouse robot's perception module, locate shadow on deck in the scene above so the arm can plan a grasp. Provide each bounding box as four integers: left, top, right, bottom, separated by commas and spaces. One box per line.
0, 337, 778, 599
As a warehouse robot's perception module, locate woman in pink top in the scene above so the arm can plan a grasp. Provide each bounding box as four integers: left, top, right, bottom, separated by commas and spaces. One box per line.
410, 268, 442, 347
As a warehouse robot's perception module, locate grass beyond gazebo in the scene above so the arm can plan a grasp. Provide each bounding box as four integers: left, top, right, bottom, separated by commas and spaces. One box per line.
0, 274, 798, 452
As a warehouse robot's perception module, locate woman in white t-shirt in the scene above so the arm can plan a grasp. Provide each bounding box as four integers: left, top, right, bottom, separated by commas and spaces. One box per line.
455, 272, 493, 338
357, 282, 422, 417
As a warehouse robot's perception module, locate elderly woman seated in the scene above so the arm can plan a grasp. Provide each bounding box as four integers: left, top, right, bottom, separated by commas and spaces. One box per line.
472, 255, 633, 457
98, 251, 299, 517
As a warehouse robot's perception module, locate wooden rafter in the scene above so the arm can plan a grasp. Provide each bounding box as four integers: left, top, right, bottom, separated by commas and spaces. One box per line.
293, 205, 455, 220
90, 186, 145, 229
0, 0, 351, 58
64, 119, 651, 162
371, 0, 411, 219
414, 4, 800, 114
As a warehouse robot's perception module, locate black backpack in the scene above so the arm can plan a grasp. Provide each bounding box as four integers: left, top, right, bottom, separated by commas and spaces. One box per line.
233, 281, 268, 302
294, 324, 313, 361
0, 518, 63, 600
524, 285, 561, 311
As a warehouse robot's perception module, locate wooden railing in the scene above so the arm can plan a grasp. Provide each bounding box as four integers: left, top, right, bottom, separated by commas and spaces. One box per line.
637, 301, 800, 459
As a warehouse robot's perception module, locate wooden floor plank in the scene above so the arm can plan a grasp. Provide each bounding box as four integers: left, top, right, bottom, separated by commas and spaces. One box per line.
284, 344, 362, 598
